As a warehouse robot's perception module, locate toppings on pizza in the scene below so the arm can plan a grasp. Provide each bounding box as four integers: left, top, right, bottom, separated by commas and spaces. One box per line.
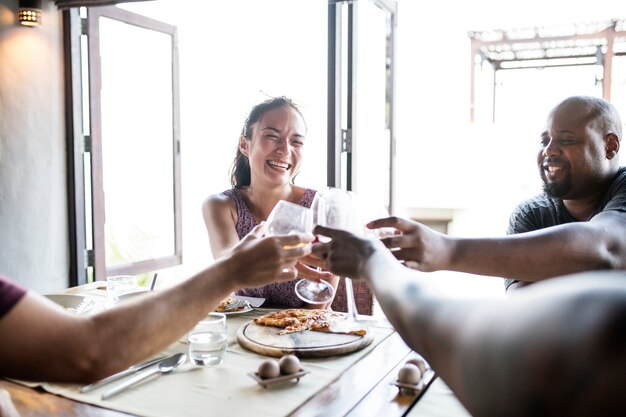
254, 309, 367, 336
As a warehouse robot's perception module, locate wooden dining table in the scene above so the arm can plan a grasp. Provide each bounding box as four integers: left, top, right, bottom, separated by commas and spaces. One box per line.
0, 283, 470, 417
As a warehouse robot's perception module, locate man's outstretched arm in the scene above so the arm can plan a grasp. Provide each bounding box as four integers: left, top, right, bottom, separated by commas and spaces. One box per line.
371, 211, 626, 282
313, 225, 626, 417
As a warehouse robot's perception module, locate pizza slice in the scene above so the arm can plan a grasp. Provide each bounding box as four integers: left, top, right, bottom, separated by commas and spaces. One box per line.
215, 295, 247, 312
254, 309, 367, 336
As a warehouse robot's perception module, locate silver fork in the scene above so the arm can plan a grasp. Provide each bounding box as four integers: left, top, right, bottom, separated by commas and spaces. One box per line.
223, 299, 249, 312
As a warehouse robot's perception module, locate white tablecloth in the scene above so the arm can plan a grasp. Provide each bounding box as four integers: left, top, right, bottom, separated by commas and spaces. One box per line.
14, 298, 395, 417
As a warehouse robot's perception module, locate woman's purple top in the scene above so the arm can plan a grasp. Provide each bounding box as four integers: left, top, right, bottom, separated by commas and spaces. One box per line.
222, 187, 316, 308
0, 275, 27, 319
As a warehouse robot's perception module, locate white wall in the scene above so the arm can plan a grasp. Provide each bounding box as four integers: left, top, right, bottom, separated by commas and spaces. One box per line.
0, 0, 68, 292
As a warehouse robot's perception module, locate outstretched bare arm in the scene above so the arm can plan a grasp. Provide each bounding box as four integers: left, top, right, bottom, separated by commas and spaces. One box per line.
312, 225, 626, 417
370, 211, 626, 282
0, 227, 312, 384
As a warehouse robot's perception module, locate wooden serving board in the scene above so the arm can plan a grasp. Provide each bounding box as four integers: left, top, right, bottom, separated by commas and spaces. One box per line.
236, 320, 374, 358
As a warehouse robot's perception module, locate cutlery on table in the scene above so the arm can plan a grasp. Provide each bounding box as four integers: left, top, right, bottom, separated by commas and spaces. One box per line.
223, 299, 249, 311
101, 353, 187, 400
80, 355, 168, 393
233, 295, 265, 308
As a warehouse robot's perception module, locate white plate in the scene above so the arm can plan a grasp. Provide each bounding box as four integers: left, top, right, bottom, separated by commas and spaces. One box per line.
104, 290, 151, 309
215, 298, 254, 315
214, 295, 261, 315
43, 294, 95, 314
222, 304, 254, 316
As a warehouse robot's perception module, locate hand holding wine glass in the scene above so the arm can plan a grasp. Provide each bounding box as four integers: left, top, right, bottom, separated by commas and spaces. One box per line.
266, 200, 336, 304
311, 188, 368, 325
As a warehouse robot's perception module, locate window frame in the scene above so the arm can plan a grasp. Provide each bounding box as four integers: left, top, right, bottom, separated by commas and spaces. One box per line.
327, 0, 397, 213
64, 5, 182, 283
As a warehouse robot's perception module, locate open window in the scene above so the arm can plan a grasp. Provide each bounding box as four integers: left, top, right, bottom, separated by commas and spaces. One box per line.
64, 5, 182, 283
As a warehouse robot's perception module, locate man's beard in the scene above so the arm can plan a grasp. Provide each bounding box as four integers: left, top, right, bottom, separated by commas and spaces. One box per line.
541, 172, 572, 198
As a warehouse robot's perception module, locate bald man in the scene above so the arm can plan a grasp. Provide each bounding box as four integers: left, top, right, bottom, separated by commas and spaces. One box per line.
368, 96, 625, 289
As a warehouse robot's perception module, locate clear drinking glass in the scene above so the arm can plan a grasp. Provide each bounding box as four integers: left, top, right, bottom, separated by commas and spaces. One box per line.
188, 313, 228, 366
354, 194, 395, 239
266, 200, 313, 238
349, 193, 392, 324
105, 275, 138, 308
307, 188, 362, 311
311, 189, 381, 326
265, 200, 336, 304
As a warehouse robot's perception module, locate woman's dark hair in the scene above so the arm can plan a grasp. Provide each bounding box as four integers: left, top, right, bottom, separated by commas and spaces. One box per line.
230, 96, 305, 188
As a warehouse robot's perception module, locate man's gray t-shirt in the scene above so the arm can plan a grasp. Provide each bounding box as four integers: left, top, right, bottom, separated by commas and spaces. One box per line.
505, 166, 626, 290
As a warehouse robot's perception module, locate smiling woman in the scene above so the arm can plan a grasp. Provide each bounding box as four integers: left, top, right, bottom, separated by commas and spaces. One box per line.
201, 96, 338, 309
233, 96, 307, 191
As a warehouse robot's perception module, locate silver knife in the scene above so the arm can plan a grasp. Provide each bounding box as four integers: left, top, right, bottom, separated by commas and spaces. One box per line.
101, 353, 186, 400
79, 355, 167, 393
233, 295, 265, 308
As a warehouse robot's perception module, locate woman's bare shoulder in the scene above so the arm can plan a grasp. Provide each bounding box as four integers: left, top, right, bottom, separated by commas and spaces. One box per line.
204, 191, 231, 205
202, 192, 236, 219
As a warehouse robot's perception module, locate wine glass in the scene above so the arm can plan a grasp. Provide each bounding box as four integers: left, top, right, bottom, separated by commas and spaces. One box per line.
348, 193, 394, 324
354, 194, 395, 239
266, 200, 336, 304
266, 200, 312, 238
310, 188, 365, 325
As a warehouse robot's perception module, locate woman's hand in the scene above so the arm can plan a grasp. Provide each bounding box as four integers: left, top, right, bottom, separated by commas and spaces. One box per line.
294, 254, 334, 282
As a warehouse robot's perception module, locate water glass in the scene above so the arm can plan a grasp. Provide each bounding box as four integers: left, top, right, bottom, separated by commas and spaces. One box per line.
105, 275, 137, 308
188, 313, 228, 366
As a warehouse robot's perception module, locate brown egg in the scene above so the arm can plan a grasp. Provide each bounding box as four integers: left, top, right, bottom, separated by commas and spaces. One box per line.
398, 364, 421, 385
279, 354, 301, 375
405, 358, 427, 375
257, 359, 280, 379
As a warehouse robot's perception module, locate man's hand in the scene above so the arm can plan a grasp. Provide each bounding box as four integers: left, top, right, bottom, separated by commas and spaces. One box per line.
368, 217, 452, 271
228, 224, 314, 288
311, 226, 378, 278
